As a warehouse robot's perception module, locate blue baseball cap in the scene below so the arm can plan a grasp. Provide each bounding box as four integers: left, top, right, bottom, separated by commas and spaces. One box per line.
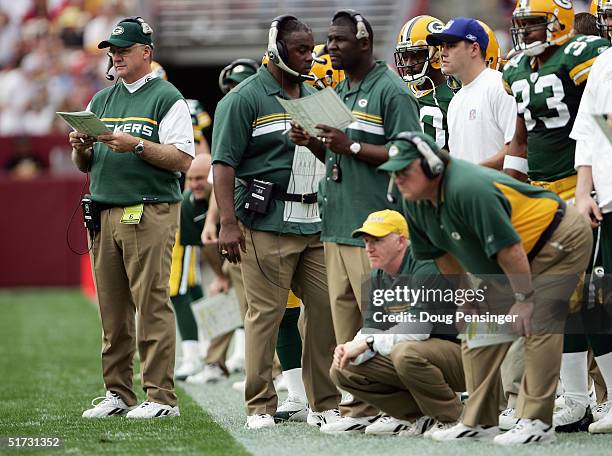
426, 17, 488, 51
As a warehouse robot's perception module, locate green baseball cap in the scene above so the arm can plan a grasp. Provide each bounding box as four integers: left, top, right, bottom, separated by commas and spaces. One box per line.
378, 131, 439, 173
224, 64, 257, 85
98, 19, 154, 49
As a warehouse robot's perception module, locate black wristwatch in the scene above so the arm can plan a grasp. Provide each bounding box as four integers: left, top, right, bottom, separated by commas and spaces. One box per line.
365, 335, 375, 351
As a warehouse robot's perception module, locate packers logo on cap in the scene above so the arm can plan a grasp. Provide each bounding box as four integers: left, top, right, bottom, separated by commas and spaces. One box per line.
112, 26, 124, 35
389, 145, 399, 157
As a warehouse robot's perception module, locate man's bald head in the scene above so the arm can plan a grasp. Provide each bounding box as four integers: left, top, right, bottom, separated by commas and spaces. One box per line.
186, 153, 212, 200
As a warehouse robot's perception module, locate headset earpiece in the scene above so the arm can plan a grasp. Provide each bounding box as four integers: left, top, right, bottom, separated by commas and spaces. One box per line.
266, 14, 313, 80
122, 16, 153, 35
332, 9, 370, 40
391, 132, 445, 178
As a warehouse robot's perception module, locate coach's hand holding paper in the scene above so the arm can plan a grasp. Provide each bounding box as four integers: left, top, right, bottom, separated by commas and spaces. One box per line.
276, 86, 355, 137
57, 111, 111, 137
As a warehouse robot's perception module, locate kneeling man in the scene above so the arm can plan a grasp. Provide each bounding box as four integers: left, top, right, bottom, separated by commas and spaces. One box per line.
327, 209, 464, 436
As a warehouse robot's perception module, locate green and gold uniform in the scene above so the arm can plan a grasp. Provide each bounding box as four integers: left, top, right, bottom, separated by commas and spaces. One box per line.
502, 35, 609, 190
411, 81, 454, 150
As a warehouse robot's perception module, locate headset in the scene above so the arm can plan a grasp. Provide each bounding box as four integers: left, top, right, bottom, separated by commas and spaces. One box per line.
391, 131, 445, 178
385, 132, 445, 203
332, 9, 370, 40
105, 16, 153, 81
267, 14, 313, 80
218, 58, 259, 93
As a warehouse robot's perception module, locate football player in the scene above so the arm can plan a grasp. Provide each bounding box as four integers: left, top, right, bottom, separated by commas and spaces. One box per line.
502, 0, 611, 435
394, 15, 454, 150
307, 44, 345, 90
592, 0, 612, 40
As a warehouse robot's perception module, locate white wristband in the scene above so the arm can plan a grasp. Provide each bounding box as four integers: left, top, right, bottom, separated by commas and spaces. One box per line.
503, 155, 529, 174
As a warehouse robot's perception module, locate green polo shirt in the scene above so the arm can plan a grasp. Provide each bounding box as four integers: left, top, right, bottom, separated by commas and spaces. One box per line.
212, 66, 322, 235
320, 61, 421, 246
363, 246, 457, 337
402, 158, 562, 275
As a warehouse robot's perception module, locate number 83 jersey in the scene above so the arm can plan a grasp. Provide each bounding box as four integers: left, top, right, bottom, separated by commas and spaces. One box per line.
503, 34, 609, 182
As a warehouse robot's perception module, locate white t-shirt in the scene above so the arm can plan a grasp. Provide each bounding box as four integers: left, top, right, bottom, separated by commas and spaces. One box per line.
571, 47, 612, 213
447, 68, 517, 163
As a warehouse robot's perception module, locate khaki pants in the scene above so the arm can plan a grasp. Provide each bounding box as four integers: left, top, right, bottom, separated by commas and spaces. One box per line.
91, 203, 179, 406
324, 242, 371, 344
324, 242, 379, 417
241, 227, 339, 415
330, 338, 464, 421
462, 205, 592, 426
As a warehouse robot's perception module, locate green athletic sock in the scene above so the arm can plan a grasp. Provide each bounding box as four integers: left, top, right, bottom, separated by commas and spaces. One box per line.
170, 285, 202, 341
276, 307, 302, 371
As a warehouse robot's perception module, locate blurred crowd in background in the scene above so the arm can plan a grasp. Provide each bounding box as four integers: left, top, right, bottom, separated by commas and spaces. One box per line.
0, 0, 595, 179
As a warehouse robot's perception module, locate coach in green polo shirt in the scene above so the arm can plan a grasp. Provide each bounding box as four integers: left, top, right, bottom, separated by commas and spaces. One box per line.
379, 131, 592, 445
290, 10, 421, 344
212, 16, 340, 430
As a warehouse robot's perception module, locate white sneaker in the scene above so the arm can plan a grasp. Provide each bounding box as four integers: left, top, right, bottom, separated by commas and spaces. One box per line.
126, 401, 180, 419
554, 394, 565, 411
307, 408, 341, 427
589, 408, 612, 433
365, 415, 412, 435
431, 422, 499, 441
494, 418, 555, 445
246, 413, 275, 429
174, 358, 203, 381
593, 400, 612, 422
499, 407, 518, 431
423, 420, 458, 439
225, 355, 245, 374
232, 379, 245, 392
186, 363, 227, 384
398, 415, 435, 437
553, 397, 593, 432
273, 395, 308, 422
82, 391, 131, 418
320, 415, 381, 434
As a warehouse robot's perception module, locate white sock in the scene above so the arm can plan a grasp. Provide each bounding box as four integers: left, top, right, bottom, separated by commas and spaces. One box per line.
181, 340, 201, 363
283, 368, 306, 402
560, 351, 589, 407
595, 351, 612, 400
229, 328, 245, 361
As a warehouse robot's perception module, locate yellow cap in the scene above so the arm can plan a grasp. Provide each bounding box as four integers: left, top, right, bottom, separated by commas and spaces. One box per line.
352, 210, 408, 239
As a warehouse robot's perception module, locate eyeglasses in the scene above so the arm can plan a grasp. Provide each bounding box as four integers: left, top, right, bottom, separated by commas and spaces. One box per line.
107, 44, 147, 58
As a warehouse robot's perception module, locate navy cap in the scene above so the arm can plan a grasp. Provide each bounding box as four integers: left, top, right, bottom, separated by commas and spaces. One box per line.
426, 17, 488, 51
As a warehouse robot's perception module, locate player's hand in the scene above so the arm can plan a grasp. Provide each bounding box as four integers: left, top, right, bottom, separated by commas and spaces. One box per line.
218, 220, 246, 264
208, 274, 230, 296
508, 299, 534, 337
576, 195, 602, 229
97, 132, 139, 153
336, 339, 368, 369
332, 344, 346, 369
288, 121, 312, 146
315, 124, 352, 155
201, 217, 219, 245
69, 131, 95, 152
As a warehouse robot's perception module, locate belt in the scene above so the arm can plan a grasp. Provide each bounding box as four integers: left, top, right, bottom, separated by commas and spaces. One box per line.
272, 187, 318, 204
241, 179, 318, 205
528, 200, 566, 263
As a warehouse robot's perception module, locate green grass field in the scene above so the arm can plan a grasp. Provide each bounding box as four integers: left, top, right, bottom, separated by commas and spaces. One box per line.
0, 289, 247, 456
2, 289, 612, 456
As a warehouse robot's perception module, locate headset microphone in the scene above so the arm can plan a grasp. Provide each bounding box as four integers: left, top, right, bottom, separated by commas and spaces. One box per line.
105, 56, 115, 81
386, 175, 396, 204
